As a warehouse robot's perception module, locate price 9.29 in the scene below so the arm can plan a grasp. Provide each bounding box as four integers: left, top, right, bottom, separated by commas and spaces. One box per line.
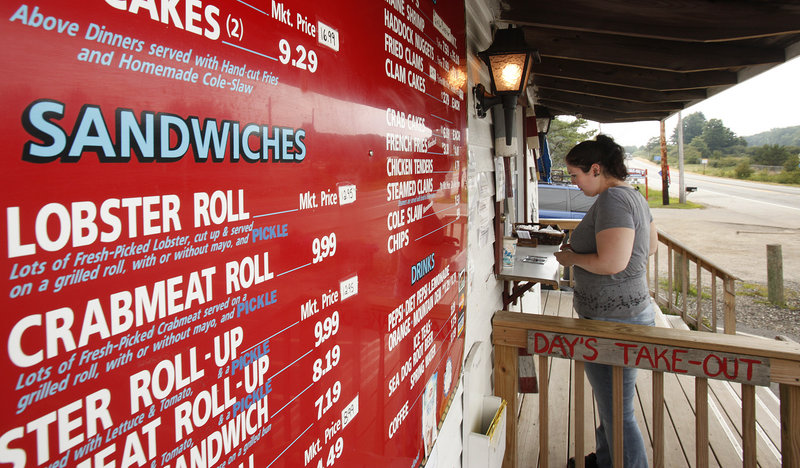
279, 39, 318, 73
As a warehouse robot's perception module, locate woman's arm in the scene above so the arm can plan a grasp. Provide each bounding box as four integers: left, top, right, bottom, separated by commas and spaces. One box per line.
554, 227, 635, 275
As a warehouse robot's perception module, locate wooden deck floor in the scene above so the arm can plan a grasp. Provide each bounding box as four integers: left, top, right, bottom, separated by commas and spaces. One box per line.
512, 290, 783, 468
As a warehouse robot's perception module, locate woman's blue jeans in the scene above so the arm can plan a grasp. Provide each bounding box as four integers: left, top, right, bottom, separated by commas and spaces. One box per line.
581, 305, 655, 468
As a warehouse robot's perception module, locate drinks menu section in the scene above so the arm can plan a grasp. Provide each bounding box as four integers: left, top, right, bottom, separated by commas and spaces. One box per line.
1, 1, 466, 468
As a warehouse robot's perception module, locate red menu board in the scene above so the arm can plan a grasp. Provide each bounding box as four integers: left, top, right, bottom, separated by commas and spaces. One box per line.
0, 1, 467, 467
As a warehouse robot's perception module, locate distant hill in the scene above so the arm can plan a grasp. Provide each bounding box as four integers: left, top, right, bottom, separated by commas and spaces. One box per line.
744, 126, 800, 147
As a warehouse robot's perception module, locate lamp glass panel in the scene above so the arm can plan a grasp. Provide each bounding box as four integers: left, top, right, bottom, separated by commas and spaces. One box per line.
488, 53, 527, 92
536, 117, 550, 134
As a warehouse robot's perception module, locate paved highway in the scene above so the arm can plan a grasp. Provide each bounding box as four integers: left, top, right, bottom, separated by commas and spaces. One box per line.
628, 158, 800, 284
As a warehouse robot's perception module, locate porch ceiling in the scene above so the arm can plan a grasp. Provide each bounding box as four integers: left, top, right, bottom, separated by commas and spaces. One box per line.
497, 0, 800, 123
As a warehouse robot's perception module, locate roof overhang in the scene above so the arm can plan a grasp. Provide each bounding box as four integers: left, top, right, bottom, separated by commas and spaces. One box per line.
497, 1, 800, 123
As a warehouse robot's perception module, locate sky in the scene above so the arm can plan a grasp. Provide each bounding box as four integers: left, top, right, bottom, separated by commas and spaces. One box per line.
589, 56, 800, 148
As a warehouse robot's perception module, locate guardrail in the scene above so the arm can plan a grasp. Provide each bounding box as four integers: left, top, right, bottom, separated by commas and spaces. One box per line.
492, 311, 800, 468
650, 230, 739, 334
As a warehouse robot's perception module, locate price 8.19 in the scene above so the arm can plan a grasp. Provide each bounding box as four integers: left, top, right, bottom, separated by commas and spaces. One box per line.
312, 344, 341, 382
279, 38, 318, 73
313, 233, 336, 263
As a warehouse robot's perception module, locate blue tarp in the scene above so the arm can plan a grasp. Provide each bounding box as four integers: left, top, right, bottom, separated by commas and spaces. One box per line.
538, 134, 552, 183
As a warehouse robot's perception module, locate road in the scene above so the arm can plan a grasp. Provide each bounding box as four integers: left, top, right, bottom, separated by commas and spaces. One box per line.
628, 158, 800, 285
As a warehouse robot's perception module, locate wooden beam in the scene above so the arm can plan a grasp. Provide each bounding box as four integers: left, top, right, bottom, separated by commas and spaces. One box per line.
743, 384, 757, 468
781, 384, 800, 467
612, 366, 624, 467
534, 58, 738, 91
695, 378, 709, 467
534, 76, 708, 103
652, 371, 665, 468
494, 344, 518, 468
574, 361, 585, 468
538, 355, 549, 468
535, 89, 685, 114
499, 0, 800, 42
523, 27, 785, 72
537, 101, 670, 124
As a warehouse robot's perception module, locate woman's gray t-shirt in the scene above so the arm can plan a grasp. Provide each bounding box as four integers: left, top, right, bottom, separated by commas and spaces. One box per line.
570, 186, 653, 319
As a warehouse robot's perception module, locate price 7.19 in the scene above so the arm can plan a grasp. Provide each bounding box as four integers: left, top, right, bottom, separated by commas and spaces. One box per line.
312, 233, 336, 263
314, 380, 341, 419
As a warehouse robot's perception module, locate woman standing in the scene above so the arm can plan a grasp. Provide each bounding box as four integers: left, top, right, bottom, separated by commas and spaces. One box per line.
554, 135, 658, 468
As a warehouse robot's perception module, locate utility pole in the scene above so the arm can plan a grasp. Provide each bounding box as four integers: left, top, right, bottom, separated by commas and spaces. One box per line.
678, 111, 686, 204
660, 120, 669, 205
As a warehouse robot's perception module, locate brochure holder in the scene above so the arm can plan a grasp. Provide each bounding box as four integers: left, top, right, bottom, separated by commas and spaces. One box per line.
466, 395, 507, 468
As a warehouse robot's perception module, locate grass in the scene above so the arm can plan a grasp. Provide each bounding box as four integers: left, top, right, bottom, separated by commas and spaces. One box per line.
739, 281, 768, 298
658, 277, 711, 301
633, 185, 703, 209
683, 164, 800, 187
739, 281, 800, 311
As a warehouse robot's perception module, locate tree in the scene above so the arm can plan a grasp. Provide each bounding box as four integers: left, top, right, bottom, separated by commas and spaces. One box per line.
745, 125, 800, 147
734, 160, 753, 179
644, 136, 661, 160
689, 138, 710, 160
783, 152, 800, 172
545, 117, 597, 169
750, 144, 792, 166
672, 112, 706, 144
700, 118, 746, 152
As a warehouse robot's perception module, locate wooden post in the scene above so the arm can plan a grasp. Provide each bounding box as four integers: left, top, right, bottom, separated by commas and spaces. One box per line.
672, 251, 684, 294
667, 246, 674, 314
677, 111, 686, 204
696, 378, 708, 468
660, 120, 669, 206
673, 251, 689, 322
494, 201, 504, 275
781, 383, 800, 468
652, 371, 665, 468
539, 355, 549, 468
723, 277, 736, 335
575, 361, 585, 468
767, 244, 785, 306
742, 384, 757, 468
612, 366, 624, 468
711, 273, 718, 332
494, 344, 518, 468
653, 249, 660, 303
696, 262, 704, 331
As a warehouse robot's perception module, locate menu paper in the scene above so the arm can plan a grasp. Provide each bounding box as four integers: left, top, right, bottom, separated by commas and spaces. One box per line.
1, 1, 467, 467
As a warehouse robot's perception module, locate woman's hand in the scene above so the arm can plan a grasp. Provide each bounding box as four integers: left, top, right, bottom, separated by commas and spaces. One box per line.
554, 247, 575, 267
553, 227, 635, 274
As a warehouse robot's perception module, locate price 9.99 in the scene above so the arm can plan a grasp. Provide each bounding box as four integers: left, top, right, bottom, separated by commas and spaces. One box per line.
313, 233, 337, 263
314, 311, 339, 347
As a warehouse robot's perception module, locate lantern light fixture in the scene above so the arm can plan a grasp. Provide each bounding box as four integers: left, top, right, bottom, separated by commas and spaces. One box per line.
473, 25, 539, 144
534, 105, 553, 135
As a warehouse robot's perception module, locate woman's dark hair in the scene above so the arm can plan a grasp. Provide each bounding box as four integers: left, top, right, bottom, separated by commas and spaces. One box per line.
565, 134, 628, 180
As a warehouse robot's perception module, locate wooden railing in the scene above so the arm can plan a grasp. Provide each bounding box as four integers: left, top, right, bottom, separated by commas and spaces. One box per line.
492, 311, 800, 468
649, 230, 739, 335
538, 222, 739, 335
